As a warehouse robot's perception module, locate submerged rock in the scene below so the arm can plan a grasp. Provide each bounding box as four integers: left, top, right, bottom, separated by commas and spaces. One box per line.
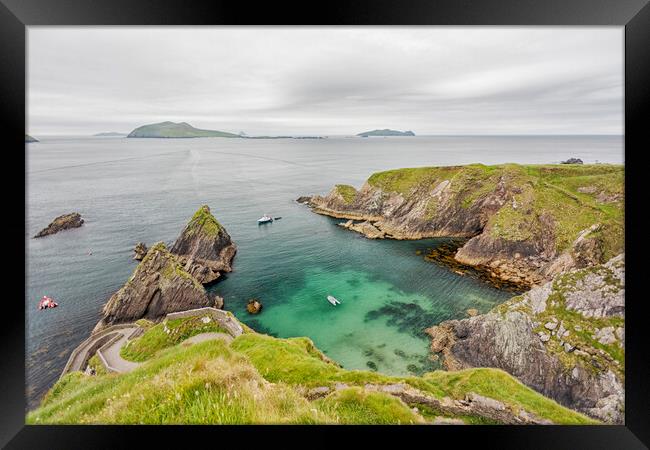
33, 213, 84, 238
170, 205, 237, 284
133, 242, 148, 261
94, 242, 216, 331
246, 299, 263, 314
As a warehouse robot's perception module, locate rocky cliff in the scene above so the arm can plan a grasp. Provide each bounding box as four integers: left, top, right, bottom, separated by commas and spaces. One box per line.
94, 242, 220, 331
426, 254, 625, 423
170, 205, 237, 284
33, 212, 84, 238
306, 164, 624, 287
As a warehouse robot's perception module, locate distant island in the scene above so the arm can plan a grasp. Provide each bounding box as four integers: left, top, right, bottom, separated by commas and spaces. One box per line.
25, 134, 38, 143
94, 132, 127, 137
127, 121, 240, 139
357, 129, 415, 137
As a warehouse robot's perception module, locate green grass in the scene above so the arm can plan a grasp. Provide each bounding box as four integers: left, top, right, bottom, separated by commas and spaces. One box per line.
314, 387, 422, 424
230, 333, 595, 424
334, 185, 357, 204
120, 316, 228, 362
184, 205, 223, 238
30, 314, 597, 425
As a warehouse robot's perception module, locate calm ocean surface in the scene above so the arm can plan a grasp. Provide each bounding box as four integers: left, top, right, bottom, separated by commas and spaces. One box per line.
26, 135, 623, 408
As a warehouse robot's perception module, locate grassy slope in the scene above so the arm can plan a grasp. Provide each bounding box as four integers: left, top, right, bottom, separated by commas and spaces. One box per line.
29, 318, 596, 425
120, 316, 228, 362
367, 163, 623, 256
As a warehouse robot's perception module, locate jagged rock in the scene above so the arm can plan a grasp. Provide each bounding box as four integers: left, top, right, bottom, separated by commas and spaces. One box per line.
425, 255, 625, 424
466, 308, 479, 317
594, 327, 617, 345
170, 205, 237, 284
339, 220, 386, 239
246, 299, 263, 314
33, 213, 84, 238
94, 242, 215, 331
362, 383, 552, 425
561, 158, 584, 164
133, 242, 148, 261
295, 196, 312, 204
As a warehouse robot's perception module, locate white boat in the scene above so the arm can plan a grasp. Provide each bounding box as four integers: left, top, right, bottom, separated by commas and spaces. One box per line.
327, 295, 341, 306
257, 214, 273, 224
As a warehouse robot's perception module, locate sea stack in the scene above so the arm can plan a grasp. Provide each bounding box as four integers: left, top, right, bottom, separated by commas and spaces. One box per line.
170, 205, 237, 284
94, 242, 218, 331
33, 213, 84, 238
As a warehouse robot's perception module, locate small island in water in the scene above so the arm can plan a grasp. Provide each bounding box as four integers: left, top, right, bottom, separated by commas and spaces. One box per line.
357, 129, 415, 137
93, 131, 127, 137
127, 121, 241, 138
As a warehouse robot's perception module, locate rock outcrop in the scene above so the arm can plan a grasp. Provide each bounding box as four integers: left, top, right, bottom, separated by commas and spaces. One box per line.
170, 205, 237, 284
94, 242, 220, 331
133, 242, 148, 261
305, 164, 624, 287
246, 299, 263, 314
33, 213, 84, 238
26, 134, 38, 143
425, 254, 625, 423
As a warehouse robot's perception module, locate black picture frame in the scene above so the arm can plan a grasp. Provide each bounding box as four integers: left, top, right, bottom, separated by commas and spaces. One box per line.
2, 0, 648, 448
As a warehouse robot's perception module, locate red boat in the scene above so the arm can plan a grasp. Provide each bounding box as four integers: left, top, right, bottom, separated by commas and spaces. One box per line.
38, 296, 58, 310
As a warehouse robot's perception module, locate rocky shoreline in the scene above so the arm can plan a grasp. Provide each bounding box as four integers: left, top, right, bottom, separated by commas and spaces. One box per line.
302, 163, 624, 289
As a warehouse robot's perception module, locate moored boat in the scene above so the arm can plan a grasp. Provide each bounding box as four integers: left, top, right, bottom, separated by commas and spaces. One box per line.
257, 214, 273, 224
327, 295, 341, 306
38, 296, 58, 310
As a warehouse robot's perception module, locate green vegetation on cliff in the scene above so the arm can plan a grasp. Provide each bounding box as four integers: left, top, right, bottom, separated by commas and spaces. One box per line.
367, 163, 623, 256
127, 121, 240, 138
184, 205, 223, 238
28, 314, 595, 425
334, 184, 357, 204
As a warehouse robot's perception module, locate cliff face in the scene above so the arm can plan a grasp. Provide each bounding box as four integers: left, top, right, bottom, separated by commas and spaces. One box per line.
33, 212, 84, 238
170, 205, 237, 284
426, 255, 625, 423
308, 164, 624, 287
94, 243, 217, 331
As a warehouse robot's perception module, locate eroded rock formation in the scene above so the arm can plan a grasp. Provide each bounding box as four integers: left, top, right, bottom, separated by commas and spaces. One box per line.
170, 205, 237, 284
94, 242, 219, 331
425, 255, 625, 423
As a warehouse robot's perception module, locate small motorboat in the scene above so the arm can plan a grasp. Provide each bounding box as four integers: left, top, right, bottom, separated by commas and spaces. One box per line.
38, 295, 58, 310
257, 214, 273, 224
327, 295, 341, 306
274, 217, 282, 220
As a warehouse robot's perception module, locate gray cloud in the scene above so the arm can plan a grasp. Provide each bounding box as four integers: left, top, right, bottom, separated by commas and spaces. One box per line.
27, 27, 623, 135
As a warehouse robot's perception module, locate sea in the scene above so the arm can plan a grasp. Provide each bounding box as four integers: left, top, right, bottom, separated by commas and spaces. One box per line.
26, 134, 623, 409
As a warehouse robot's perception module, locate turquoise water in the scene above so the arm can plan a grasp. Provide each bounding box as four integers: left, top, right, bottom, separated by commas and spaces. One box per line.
26, 135, 623, 407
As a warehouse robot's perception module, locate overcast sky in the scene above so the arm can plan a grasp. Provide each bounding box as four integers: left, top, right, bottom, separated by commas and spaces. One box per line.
27, 27, 623, 136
